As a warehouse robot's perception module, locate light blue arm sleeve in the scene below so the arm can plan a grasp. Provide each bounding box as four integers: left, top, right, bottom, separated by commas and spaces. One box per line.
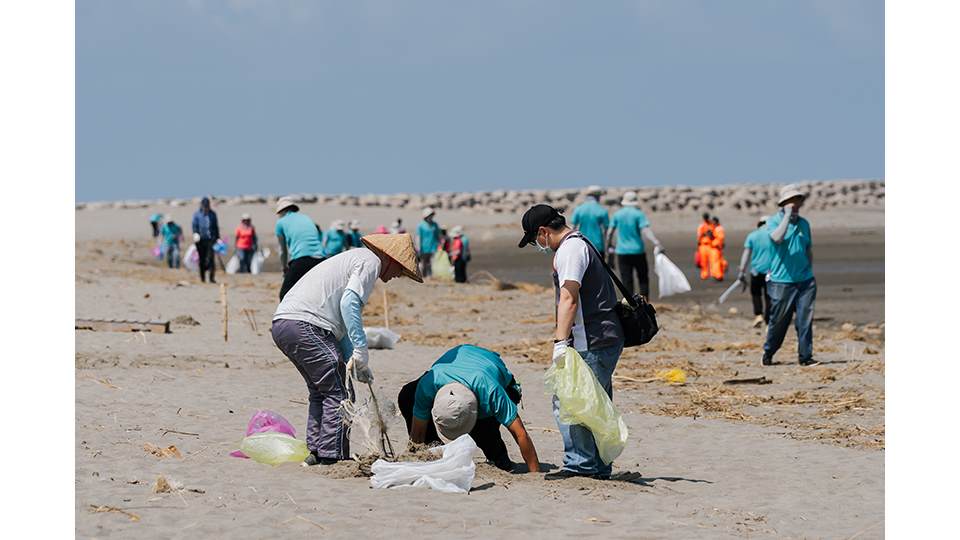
339, 289, 367, 356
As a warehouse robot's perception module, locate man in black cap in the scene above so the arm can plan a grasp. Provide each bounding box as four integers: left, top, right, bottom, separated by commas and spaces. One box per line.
518, 204, 625, 479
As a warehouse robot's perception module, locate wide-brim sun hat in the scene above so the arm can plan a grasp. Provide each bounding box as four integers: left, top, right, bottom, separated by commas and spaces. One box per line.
583, 184, 603, 196
163, 215, 173, 224
621, 191, 638, 206
360, 233, 424, 283
422, 207, 436, 218
777, 184, 808, 206
431, 382, 478, 443
241, 213, 251, 220
275, 196, 298, 214
349, 219, 360, 229
450, 226, 463, 237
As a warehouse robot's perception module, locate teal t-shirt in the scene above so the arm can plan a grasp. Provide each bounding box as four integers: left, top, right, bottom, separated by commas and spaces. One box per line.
765, 211, 814, 283
744, 228, 775, 275
323, 229, 347, 257
610, 207, 650, 255
417, 220, 440, 254
160, 222, 182, 246
413, 345, 518, 427
275, 212, 323, 260
571, 199, 609, 251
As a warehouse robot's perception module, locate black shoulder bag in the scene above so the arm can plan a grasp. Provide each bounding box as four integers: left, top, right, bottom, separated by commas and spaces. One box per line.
579, 236, 659, 347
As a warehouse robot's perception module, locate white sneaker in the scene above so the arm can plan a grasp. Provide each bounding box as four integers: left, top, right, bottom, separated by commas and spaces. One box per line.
752, 315, 764, 328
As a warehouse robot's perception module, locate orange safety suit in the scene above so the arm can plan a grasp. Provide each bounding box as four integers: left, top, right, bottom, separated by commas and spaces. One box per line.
710, 225, 727, 280
696, 222, 716, 280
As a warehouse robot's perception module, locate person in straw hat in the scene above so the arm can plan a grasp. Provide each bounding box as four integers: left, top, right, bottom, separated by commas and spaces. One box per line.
761, 184, 818, 367
416, 207, 441, 278
275, 196, 326, 300
605, 191, 664, 298
271, 233, 423, 465
570, 185, 610, 253
234, 213, 258, 273
398, 344, 540, 473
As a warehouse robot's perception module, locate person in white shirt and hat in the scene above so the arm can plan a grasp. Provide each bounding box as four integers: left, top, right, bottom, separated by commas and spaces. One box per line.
416, 208, 442, 278
272, 233, 423, 465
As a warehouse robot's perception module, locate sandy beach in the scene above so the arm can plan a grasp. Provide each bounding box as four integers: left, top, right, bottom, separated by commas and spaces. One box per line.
76, 201, 884, 538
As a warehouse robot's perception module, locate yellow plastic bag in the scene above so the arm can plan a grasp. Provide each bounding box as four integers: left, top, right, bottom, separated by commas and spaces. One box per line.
544, 347, 628, 464
656, 368, 687, 384
431, 250, 454, 281
239, 432, 309, 465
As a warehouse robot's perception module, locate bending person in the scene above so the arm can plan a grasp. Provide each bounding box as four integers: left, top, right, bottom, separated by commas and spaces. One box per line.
399, 344, 540, 473
272, 234, 423, 465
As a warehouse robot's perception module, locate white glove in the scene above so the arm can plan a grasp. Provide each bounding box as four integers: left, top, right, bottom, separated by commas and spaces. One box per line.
552, 341, 568, 365
654, 244, 665, 256
346, 348, 373, 383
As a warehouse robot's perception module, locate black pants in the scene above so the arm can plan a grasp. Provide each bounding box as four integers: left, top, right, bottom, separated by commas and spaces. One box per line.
751, 274, 771, 321
617, 253, 650, 298
279, 256, 325, 300
453, 258, 468, 283
397, 375, 508, 463
238, 248, 255, 273
196, 239, 216, 282
151, 222, 160, 237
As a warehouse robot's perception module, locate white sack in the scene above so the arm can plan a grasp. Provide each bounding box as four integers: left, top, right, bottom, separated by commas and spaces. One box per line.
369, 434, 477, 494
654, 252, 692, 298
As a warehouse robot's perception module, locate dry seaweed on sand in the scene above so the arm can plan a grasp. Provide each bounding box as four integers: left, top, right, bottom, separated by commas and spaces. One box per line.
143, 443, 182, 459
89, 505, 140, 522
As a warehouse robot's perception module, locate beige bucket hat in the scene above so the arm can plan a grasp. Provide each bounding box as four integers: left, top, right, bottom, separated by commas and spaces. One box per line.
360, 233, 424, 283
450, 226, 464, 237
621, 191, 638, 206
275, 196, 298, 214
584, 185, 603, 196
431, 382, 478, 442
422, 207, 436, 219
777, 184, 808, 206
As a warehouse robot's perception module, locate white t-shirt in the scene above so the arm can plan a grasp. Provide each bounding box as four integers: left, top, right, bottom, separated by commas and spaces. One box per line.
553, 235, 591, 350
273, 249, 381, 340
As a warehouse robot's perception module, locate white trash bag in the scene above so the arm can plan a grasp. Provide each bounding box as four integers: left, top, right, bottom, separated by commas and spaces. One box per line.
364, 327, 401, 349
369, 434, 477, 494
225, 254, 241, 274
182, 244, 199, 272
251, 248, 270, 275
654, 252, 692, 298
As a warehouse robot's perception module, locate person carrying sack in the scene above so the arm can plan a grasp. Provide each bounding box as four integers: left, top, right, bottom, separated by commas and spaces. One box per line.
517, 204, 625, 479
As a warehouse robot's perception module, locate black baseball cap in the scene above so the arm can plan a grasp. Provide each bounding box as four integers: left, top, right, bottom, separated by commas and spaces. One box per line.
518, 204, 561, 248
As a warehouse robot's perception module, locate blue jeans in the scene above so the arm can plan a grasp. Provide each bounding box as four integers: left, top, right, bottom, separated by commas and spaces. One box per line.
165, 243, 180, 269
764, 278, 817, 362
553, 342, 624, 476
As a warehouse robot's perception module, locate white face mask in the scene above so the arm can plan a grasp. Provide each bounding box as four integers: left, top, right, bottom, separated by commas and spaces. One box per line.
535, 229, 552, 254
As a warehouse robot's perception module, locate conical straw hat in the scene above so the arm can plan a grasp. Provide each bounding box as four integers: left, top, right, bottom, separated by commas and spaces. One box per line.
360, 233, 423, 283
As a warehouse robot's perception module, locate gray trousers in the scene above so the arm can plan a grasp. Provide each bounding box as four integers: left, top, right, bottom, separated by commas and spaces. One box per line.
271, 319, 350, 460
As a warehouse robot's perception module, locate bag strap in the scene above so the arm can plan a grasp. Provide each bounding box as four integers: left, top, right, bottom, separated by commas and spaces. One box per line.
565, 232, 640, 308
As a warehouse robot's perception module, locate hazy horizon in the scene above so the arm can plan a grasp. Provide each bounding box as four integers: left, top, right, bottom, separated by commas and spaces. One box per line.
78, 1, 883, 202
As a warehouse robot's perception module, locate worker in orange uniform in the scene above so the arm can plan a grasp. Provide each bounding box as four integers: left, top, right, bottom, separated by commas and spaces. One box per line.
710, 216, 728, 280
695, 213, 715, 280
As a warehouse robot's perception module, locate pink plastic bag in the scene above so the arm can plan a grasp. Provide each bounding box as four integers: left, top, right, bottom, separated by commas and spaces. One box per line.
230, 410, 297, 458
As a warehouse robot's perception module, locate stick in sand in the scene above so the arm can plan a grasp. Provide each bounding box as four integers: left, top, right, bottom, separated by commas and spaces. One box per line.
382, 288, 390, 329
220, 283, 228, 342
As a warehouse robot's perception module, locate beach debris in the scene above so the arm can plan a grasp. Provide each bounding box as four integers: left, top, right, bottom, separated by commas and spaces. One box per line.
160, 428, 200, 438
172, 314, 200, 326
220, 283, 228, 342
241, 432, 309, 465
655, 369, 688, 385
153, 475, 174, 493
240, 308, 258, 332
75, 318, 170, 334
143, 443, 183, 459
364, 327, 400, 349
723, 376, 772, 385
370, 434, 478, 493
82, 376, 121, 389
231, 410, 298, 459
89, 505, 140, 522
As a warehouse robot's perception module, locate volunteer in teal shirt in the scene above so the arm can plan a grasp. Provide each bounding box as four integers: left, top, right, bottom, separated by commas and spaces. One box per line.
416, 208, 442, 278
274, 197, 326, 300
276, 212, 324, 261
605, 191, 664, 298
761, 185, 818, 367
398, 344, 541, 473
737, 218, 776, 326
765, 210, 813, 283
571, 196, 609, 251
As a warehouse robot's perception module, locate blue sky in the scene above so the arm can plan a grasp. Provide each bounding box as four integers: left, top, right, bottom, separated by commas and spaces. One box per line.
76, 1, 883, 201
